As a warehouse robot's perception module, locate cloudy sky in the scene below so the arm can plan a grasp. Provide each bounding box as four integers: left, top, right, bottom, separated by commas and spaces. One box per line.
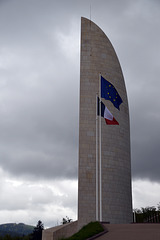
0, 0, 160, 228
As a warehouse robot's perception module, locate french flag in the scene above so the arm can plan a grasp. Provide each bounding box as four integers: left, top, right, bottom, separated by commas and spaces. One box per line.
98, 98, 119, 125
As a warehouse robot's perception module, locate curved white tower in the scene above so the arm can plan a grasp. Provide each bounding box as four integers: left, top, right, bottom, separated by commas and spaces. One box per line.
78, 17, 132, 226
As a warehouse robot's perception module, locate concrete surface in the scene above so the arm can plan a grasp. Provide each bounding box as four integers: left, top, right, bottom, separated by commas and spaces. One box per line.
97, 224, 160, 240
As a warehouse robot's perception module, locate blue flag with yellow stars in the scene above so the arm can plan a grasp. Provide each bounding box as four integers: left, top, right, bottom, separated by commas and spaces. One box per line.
101, 76, 123, 110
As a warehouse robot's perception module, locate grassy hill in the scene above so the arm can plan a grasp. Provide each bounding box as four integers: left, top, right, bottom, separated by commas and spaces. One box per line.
0, 223, 34, 237
61, 221, 104, 240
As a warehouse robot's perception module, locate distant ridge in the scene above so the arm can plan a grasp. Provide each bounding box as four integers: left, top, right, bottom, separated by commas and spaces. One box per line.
0, 223, 34, 236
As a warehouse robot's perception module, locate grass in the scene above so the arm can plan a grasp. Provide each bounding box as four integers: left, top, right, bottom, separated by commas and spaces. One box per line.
60, 221, 104, 240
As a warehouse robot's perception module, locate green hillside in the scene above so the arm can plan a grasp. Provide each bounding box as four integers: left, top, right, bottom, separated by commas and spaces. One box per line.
0, 223, 34, 237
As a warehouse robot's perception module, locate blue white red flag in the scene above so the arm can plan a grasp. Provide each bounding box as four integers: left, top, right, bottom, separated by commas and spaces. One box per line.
97, 98, 119, 125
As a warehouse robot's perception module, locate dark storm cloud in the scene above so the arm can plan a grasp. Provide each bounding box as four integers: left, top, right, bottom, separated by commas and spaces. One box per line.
0, 0, 160, 183
0, 0, 160, 227
0, 0, 80, 180
92, 0, 160, 182
116, 1, 160, 182
0, 54, 79, 179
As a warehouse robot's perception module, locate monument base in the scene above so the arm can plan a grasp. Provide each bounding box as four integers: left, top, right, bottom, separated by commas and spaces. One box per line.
42, 221, 79, 240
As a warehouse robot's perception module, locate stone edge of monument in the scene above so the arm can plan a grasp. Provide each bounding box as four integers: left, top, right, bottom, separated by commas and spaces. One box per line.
42, 221, 79, 240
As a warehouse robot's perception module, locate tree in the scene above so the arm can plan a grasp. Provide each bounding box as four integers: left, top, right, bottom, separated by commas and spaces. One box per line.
62, 216, 72, 225
31, 221, 44, 240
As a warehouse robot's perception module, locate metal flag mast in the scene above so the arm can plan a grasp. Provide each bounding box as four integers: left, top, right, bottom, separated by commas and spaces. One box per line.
96, 73, 102, 222
96, 93, 98, 221
99, 73, 102, 222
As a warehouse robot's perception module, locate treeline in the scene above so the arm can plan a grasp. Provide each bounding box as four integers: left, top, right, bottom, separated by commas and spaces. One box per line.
0, 221, 44, 240
0, 234, 31, 240
0, 223, 34, 238
134, 203, 160, 223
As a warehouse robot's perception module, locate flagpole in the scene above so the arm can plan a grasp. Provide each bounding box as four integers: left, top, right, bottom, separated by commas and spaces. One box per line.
99, 73, 102, 222
96, 93, 98, 221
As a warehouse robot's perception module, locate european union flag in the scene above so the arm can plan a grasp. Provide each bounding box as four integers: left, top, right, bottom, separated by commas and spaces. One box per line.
101, 76, 123, 110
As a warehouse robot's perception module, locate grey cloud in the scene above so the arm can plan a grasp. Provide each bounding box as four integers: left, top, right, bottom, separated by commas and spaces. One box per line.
0, 174, 77, 226
0, 0, 160, 226
0, 0, 79, 180
0, 0, 160, 182
0, 180, 52, 211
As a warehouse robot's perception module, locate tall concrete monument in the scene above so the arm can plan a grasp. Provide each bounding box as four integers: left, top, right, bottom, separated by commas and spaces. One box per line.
78, 17, 132, 226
